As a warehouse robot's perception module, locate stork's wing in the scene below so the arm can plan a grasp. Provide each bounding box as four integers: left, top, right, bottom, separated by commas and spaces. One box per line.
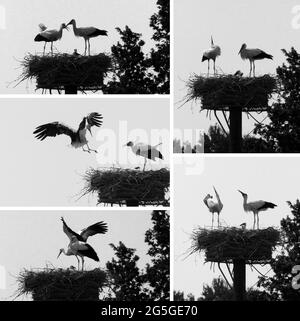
33, 122, 75, 141
61, 217, 83, 242
86, 113, 103, 132
39, 23, 47, 31
79, 221, 108, 242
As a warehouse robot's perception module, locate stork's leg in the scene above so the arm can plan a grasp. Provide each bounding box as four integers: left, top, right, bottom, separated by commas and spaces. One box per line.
257, 213, 259, 229
86, 143, 98, 153
213, 60, 216, 75
211, 213, 214, 228
82, 147, 91, 153
84, 40, 87, 55
75, 256, 80, 270
207, 60, 210, 76
253, 213, 255, 230
249, 60, 252, 77
218, 213, 220, 227
43, 42, 46, 55
143, 158, 147, 171
81, 257, 85, 271
88, 39, 91, 56
253, 62, 256, 77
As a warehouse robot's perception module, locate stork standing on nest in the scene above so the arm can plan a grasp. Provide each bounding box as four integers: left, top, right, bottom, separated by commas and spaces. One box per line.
33, 112, 103, 153
125, 141, 164, 171
238, 190, 277, 229
238, 43, 273, 77
203, 186, 223, 228
202, 36, 221, 75
67, 19, 108, 55
34, 23, 68, 55
57, 217, 108, 271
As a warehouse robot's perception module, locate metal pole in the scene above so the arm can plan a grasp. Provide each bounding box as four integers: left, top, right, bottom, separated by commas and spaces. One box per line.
229, 106, 242, 153
233, 259, 246, 301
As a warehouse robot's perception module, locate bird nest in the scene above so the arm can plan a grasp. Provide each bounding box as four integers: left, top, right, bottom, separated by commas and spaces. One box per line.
83, 167, 170, 206
18, 53, 111, 92
185, 74, 276, 111
190, 227, 280, 264
17, 268, 106, 301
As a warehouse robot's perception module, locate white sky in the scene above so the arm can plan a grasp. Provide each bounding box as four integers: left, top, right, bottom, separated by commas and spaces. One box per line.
0, 97, 169, 206
0, 0, 158, 94
174, 156, 299, 298
174, 0, 300, 138
0, 210, 156, 300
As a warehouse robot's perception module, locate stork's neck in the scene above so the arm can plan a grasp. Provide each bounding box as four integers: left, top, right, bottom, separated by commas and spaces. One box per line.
58, 25, 65, 39
242, 194, 248, 205
70, 21, 79, 36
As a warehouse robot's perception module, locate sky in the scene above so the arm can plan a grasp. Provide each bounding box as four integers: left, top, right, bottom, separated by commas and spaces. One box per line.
174, 0, 300, 139
0, 0, 158, 94
0, 210, 157, 300
0, 97, 170, 206
174, 155, 300, 298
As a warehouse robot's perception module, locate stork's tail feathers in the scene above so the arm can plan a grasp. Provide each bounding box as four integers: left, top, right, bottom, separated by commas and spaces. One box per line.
34, 34, 47, 42
158, 151, 164, 160
264, 202, 277, 208
211, 36, 214, 46
202, 55, 208, 62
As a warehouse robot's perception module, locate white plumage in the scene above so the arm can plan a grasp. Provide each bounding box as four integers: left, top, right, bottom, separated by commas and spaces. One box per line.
34, 23, 68, 54
238, 190, 277, 229
67, 19, 108, 55
125, 141, 164, 171
203, 186, 223, 227
202, 36, 221, 75
238, 43, 273, 77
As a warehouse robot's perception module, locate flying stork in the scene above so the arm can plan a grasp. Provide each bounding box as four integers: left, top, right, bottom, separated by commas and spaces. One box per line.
238, 190, 277, 229
67, 19, 108, 55
57, 217, 108, 271
202, 36, 221, 75
125, 141, 164, 171
203, 186, 223, 228
238, 43, 273, 77
34, 23, 68, 55
33, 112, 103, 153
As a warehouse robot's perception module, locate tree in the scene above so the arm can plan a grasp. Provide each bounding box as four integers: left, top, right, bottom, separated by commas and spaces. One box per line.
199, 277, 234, 301
144, 210, 170, 300
255, 48, 300, 152
150, 0, 170, 93
258, 200, 300, 300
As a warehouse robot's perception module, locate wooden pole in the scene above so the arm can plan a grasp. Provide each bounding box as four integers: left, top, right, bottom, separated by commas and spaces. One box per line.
64, 85, 78, 94
233, 259, 246, 301
229, 106, 242, 153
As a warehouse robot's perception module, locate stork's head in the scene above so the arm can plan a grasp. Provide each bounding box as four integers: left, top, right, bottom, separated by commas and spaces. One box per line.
67, 19, 75, 26
57, 248, 64, 259
238, 190, 247, 197
61, 23, 69, 31
238, 43, 246, 55
124, 141, 134, 147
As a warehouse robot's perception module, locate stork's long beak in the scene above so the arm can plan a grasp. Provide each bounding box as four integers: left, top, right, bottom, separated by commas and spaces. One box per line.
67, 20, 72, 26
57, 249, 63, 259
238, 190, 244, 195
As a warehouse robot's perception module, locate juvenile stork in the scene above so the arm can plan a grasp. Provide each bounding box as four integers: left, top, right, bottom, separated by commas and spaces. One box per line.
34, 23, 68, 54
125, 141, 164, 171
67, 19, 108, 55
203, 186, 223, 228
33, 112, 103, 153
202, 36, 221, 75
238, 190, 277, 229
57, 217, 108, 271
238, 43, 273, 77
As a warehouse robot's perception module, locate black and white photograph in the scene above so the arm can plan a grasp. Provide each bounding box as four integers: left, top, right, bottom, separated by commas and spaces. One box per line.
174, 0, 300, 153
0, 0, 169, 94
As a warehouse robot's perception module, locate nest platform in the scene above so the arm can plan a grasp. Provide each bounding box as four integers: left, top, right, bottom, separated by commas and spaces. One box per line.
186, 74, 276, 111
191, 227, 280, 264
83, 168, 170, 206
19, 53, 111, 92
17, 268, 106, 301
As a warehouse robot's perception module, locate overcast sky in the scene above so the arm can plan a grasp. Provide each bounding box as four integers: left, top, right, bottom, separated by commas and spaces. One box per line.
0, 210, 156, 300
174, 0, 300, 138
0, 97, 169, 206
0, 0, 158, 94
174, 156, 300, 298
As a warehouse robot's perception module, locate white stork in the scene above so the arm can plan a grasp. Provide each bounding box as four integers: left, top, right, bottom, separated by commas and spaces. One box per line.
67, 19, 108, 55
34, 23, 68, 55
125, 141, 164, 171
238, 43, 273, 77
202, 36, 221, 75
33, 112, 103, 153
238, 190, 277, 229
57, 217, 108, 271
203, 186, 223, 228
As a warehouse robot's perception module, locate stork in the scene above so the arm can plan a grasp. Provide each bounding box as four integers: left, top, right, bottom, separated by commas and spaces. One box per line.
202, 36, 221, 75
33, 112, 103, 153
238, 44, 273, 77
67, 19, 108, 55
203, 186, 223, 228
34, 23, 68, 55
238, 190, 277, 229
125, 141, 164, 171
57, 217, 108, 271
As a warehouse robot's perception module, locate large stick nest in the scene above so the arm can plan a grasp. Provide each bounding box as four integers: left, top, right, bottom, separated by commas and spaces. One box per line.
83, 167, 170, 206
17, 268, 106, 301
185, 74, 276, 111
18, 53, 111, 92
190, 227, 280, 264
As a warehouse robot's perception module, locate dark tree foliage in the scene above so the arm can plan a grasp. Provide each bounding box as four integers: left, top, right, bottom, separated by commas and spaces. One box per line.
144, 210, 170, 300
255, 48, 300, 152
150, 0, 170, 93
258, 200, 300, 300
